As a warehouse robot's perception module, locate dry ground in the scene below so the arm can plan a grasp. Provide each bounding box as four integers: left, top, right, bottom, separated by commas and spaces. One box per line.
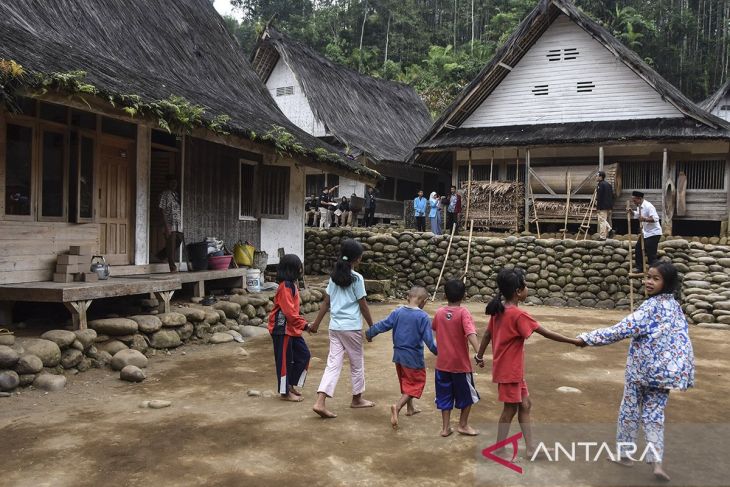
0, 302, 728, 487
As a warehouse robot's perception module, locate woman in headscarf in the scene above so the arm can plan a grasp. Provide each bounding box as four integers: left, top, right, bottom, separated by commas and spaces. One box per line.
429, 192, 442, 235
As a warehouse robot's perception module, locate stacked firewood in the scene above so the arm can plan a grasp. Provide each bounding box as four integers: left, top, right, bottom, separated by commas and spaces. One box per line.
533, 200, 593, 220
461, 180, 524, 230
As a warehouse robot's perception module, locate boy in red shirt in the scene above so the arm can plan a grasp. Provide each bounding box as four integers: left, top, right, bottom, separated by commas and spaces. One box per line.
476, 267, 580, 456
432, 279, 483, 437
268, 254, 311, 402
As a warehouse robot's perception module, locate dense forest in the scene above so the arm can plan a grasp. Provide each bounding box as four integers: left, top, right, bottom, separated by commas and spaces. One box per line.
224, 0, 730, 116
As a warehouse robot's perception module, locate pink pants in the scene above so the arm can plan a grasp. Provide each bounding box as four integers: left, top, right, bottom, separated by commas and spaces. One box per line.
317, 330, 365, 397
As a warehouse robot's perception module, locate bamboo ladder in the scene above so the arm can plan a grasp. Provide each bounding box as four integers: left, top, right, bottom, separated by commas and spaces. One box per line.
576, 189, 598, 240
432, 223, 457, 301
561, 171, 572, 240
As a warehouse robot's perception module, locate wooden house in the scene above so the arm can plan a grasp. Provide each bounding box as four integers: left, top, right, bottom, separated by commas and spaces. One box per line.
251, 26, 449, 223
0, 0, 379, 286
701, 80, 730, 123
412, 0, 730, 236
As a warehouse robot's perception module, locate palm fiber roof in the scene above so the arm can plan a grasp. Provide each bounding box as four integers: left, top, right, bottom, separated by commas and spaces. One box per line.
0, 0, 379, 181
251, 26, 433, 164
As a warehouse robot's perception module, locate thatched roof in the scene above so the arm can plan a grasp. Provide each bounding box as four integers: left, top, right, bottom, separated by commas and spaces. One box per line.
700, 79, 730, 112
0, 0, 379, 182
251, 26, 432, 164
414, 0, 730, 156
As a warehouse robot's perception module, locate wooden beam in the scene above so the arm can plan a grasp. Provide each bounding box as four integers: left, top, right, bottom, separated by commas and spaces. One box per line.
134, 125, 151, 265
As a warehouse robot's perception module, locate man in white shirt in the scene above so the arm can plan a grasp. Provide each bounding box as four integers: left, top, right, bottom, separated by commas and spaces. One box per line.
628, 191, 662, 272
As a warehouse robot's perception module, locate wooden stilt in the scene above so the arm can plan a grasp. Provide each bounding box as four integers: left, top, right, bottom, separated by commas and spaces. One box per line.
432, 223, 457, 301
465, 150, 472, 223
463, 220, 474, 284
64, 300, 92, 330
155, 290, 175, 313
639, 220, 649, 298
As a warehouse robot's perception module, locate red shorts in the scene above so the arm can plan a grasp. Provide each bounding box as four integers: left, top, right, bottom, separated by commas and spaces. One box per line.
498, 381, 529, 403
395, 364, 426, 399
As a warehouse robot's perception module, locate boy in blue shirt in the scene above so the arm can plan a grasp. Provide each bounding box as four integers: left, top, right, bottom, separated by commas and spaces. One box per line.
366, 286, 437, 429
413, 190, 428, 232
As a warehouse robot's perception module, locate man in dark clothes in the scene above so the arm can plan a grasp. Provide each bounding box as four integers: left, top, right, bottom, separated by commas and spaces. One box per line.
364, 186, 377, 227
445, 185, 462, 234
596, 171, 614, 240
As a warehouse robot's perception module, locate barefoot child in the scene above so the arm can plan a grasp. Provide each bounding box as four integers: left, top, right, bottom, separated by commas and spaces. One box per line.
365, 286, 437, 429
432, 279, 482, 437
576, 261, 694, 482
310, 239, 375, 418
268, 254, 311, 402
476, 267, 581, 458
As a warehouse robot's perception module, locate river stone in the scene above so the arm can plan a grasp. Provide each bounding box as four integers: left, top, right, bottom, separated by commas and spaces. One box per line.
33, 373, 66, 392
147, 399, 171, 409
60, 349, 83, 369
20, 339, 61, 367
176, 307, 206, 322
0, 333, 14, 346
40, 330, 76, 348
713, 301, 730, 311
696, 323, 730, 330
96, 340, 128, 356
0, 370, 19, 391
242, 304, 257, 319
149, 330, 182, 349
76, 357, 92, 372
18, 374, 36, 387
89, 318, 139, 336
175, 323, 194, 341
70, 339, 84, 351
210, 332, 234, 344
0, 345, 19, 368
158, 313, 186, 327
130, 315, 163, 334
120, 365, 146, 383
111, 349, 148, 371
213, 301, 241, 319
15, 354, 43, 374
130, 334, 149, 354
240, 326, 269, 338
204, 311, 220, 324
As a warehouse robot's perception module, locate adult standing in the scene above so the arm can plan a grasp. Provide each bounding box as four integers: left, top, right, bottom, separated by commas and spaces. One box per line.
596, 171, 614, 240
413, 190, 427, 232
319, 185, 339, 229
629, 191, 662, 272
445, 185, 462, 234
364, 187, 377, 227
429, 192, 442, 235
305, 194, 320, 227
159, 174, 182, 272
337, 196, 352, 227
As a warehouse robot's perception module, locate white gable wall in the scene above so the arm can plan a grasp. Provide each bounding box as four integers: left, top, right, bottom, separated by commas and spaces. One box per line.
266, 58, 328, 137
462, 15, 683, 128
710, 95, 730, 121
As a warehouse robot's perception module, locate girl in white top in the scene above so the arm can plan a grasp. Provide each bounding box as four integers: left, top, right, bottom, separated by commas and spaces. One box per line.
310, 239, 375, 418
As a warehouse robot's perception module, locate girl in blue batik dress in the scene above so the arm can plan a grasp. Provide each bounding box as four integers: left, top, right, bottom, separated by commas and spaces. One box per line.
576, 261, 694, 483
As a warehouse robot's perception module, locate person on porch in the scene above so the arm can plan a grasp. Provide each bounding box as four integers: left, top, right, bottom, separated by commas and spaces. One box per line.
159, 174, 183, 273
445, 186, 462, 234
596, 171, 615, 240
629, 191, 662, 272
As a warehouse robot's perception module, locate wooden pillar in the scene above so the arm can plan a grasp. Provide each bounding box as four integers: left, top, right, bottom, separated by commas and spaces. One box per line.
64, 300, 92, 330
598, 146, 604, 171
134, 125, 151, 266
525, 149, 531, 231
725, 151, 730, 236
179, 135, 187, 270
661, 148, 671, 235
465, 150, 472, 222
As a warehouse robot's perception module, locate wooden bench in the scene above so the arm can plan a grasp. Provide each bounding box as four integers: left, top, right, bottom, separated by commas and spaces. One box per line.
174, 268, 247, 298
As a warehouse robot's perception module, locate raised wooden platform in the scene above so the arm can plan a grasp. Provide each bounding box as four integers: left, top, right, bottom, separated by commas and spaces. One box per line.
0, 268, 247, 329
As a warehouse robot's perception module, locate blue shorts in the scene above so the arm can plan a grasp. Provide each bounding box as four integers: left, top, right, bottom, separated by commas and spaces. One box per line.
434, 370, 480, 411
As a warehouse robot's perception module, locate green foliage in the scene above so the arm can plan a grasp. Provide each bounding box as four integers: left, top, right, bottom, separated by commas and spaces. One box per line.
0, 59, 26, 112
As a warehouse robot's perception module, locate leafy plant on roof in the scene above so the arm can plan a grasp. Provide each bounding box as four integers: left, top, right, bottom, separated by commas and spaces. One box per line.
0, 59, 26, 113
261, 125, 306, 156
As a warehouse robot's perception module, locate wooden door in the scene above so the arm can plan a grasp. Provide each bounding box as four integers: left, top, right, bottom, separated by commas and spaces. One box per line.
98, 138, 134, 265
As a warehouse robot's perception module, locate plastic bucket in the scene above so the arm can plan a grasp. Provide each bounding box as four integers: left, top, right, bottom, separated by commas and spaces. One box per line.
187, 242, 209, 271
246, 269, 261, 293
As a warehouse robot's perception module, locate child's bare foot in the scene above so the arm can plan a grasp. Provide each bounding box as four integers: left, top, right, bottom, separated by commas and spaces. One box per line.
405, 406, 421, 416
390, 404, 399, 429
440, 427, 454, 437
608, 457, 634, 468
350, 398, 375, 408
653, 463, 671, 482
280, 392, 303, 402
312, 405, 337, 418
457, 425, 480, 436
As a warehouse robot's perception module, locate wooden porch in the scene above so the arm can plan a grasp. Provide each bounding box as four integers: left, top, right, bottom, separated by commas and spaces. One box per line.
0, 268, 247, 330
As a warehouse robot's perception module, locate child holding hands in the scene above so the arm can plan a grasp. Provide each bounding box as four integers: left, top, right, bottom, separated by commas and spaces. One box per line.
476, 267, 581, 457
366, 286, 437, 429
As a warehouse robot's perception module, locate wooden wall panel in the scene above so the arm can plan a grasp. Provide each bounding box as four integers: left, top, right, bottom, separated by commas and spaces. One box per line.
183, 137, 260, 249
0, 222, 99, 284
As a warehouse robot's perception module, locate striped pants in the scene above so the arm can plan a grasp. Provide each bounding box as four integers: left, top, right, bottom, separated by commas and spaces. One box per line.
317, 330, 365, 398
617, 382, 670, 463
272, 334, 310, 395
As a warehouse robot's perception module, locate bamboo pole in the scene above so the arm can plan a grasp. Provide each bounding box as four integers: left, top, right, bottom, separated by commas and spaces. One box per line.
463, 220, 474, 284
432, 223, 457, 301
625, 200, 635, 311
465, 150, 472, 223
639, 220, 649, 298
487, 152, 494, 230
562, 171, 571, 240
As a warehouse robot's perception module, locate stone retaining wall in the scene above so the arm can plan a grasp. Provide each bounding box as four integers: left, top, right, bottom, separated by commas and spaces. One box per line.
304, 229, 730, 328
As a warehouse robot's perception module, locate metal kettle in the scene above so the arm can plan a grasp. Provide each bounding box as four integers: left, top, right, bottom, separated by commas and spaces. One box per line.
90, 256, 110, 280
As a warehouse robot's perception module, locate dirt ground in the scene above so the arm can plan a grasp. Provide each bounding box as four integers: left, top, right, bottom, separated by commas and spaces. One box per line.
0, 302, 728, 487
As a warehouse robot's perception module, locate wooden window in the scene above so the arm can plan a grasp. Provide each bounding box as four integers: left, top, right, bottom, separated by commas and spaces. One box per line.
39, 128, 68, 220
577, 81, 595, 93
532, 84, 549, 96
623, 161, 662, 189
259, 165, 290, 219
276, 86, 294, 96
506, 164, 526, 183
4, 123, 34, 217
39, 102, 68, 124
676, 160, 726, 190
306, 173, 325, 197
239, 160, 257, 219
